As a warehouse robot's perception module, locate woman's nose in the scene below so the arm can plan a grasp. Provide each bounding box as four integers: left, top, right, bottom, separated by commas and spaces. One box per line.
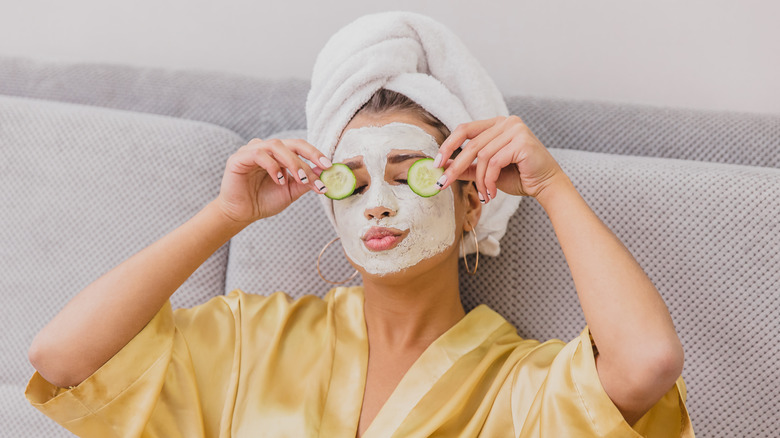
364, 205, 396, 220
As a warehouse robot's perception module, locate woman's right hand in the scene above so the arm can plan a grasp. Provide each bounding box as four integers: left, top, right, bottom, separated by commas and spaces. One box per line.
216, 138, 332, 225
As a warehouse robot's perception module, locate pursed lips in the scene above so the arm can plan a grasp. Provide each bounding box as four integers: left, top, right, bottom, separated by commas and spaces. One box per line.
361, 226, 409, 252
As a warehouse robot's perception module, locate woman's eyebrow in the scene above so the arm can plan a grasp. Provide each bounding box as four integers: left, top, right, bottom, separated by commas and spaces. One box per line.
387, 153, 430, 164
342, 160, 364, 170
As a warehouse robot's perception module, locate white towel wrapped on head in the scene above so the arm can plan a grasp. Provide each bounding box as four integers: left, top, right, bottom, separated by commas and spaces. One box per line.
306, 11, 521, 256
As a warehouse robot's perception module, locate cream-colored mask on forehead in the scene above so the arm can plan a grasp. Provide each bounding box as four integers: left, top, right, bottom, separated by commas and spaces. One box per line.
332, 122, 456, 276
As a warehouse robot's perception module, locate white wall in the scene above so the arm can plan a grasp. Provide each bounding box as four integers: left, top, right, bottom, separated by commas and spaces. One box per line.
2, 0, 778, 115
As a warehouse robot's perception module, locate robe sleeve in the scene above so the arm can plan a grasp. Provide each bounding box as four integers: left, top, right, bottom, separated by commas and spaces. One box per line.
513, 327, 694, 437
24, 291, 245, 438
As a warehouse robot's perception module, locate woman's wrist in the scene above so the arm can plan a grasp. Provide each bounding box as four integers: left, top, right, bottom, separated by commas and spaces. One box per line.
203, 199, 253, 239
533, 172, 577, 212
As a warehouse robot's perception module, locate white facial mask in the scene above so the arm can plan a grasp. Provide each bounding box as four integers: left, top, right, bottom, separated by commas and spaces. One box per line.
332, 122, 456, 276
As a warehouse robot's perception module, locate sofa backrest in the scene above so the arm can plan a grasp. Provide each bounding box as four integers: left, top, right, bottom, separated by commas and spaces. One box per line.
2, 55, 778, 168
0, 56, 308, 142
508, 95, 780, 168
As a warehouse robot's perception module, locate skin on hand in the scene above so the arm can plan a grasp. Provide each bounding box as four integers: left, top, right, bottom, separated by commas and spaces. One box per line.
432, 116, 566, 202
216, 138, 333, 225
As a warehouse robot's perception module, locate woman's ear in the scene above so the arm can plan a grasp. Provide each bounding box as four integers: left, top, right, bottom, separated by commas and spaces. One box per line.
460, 181, 482, 232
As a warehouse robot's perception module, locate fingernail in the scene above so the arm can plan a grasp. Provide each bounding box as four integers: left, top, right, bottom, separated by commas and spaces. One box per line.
432, 153, 442, 168
297, 169, 308, 183
478, 192, 485, 203
314, 180, 327, 193
276, 171, 285, 184
435, 174, 448, 189
319, 156, 332, 168
486, 190, 492, 200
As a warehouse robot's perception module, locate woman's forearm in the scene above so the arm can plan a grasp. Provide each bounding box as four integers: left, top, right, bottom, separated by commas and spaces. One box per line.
536, 174, 684, 421
28, 199, 247, 388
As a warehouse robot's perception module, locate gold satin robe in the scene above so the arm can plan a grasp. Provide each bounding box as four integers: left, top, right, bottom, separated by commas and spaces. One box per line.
26, 287, 694, 437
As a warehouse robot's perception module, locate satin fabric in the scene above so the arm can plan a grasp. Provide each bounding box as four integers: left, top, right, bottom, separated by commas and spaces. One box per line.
26, 287, 694, 437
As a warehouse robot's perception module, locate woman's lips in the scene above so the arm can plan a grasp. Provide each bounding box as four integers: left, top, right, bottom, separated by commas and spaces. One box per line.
361, 227, 408, 252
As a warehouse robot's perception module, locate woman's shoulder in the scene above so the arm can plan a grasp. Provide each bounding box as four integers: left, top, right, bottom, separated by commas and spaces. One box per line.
471, 304, 568, 356
168, 287, 364, 357
222, 285, 363, 310
462, 304, 572, 379
174, 285, 365, 326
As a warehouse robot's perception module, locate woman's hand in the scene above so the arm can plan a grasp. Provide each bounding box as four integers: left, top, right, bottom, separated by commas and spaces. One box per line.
216, 138, 332, 225
433, 116, 565, 202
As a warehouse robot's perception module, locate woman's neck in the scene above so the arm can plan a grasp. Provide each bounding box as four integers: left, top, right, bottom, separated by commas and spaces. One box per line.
360, 255, 465, 350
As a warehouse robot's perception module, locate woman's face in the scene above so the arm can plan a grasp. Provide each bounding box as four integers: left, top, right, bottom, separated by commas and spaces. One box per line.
332, 114, 456, 276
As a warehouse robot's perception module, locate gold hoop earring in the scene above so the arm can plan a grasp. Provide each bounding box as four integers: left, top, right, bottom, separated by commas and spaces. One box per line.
460, 221, 479, 276
317, 237, 359, 285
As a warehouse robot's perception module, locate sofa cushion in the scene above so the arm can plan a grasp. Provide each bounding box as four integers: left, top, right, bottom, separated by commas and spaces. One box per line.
0, 95, 244, 436
226, 129, 780, 438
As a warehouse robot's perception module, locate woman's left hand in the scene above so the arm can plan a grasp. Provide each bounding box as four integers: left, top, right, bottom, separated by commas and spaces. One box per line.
433, 116, 566, 202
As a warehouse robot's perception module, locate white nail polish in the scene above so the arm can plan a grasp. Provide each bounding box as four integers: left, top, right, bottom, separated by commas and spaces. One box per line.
435, 174, 448, 189
298, 169, 308, 183
432, 153, 443, 168
319, 156, 333, 168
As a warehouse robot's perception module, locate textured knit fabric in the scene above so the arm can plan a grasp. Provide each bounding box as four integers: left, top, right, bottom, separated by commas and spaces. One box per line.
0, 95, 244, 437
26, 287, 692, 437
228, 129, 780, 438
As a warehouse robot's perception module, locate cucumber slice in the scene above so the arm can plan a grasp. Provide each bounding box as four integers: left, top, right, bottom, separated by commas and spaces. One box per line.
408, 158, 444, 197
320, 163, 357, 200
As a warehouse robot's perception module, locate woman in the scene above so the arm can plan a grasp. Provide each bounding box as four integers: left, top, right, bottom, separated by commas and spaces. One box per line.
26, 12, 692, 437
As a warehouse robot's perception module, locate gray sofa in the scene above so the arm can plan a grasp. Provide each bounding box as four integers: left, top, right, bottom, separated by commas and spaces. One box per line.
1, 55, 778, 437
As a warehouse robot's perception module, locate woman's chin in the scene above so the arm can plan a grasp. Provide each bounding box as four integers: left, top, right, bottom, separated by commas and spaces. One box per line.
348, 243, 460, 282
